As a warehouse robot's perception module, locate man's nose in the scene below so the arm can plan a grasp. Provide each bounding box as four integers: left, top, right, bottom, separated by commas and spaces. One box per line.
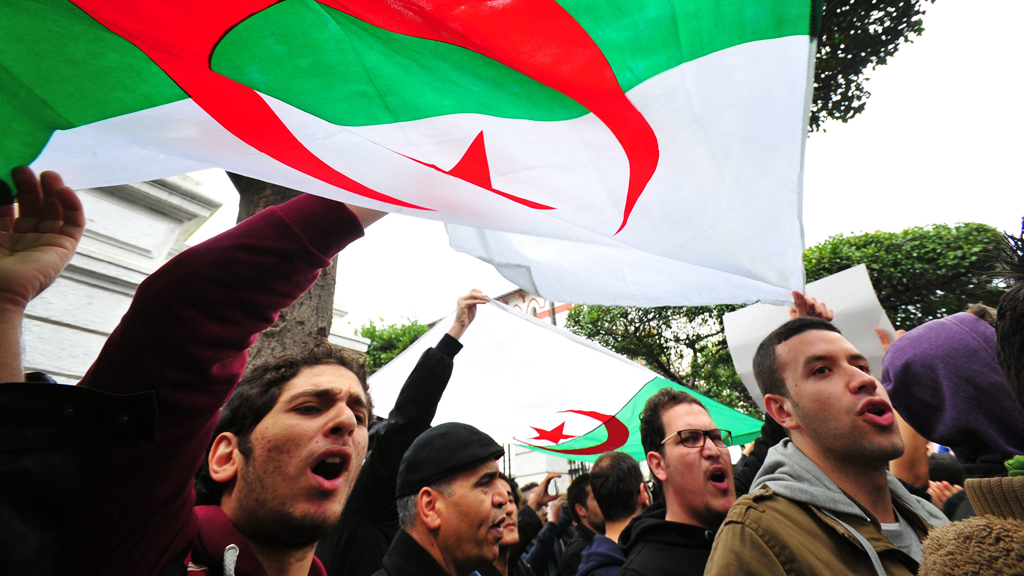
495, 487, 509, 508
328, 405, 357, 437
848, 366, 878, 394
699, 432, 724, 458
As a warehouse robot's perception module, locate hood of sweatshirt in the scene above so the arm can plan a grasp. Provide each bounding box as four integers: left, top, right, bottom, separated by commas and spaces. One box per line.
752, 440, 949, 527
751, 440, 949, 576
619, 514, 714, 557
192, 506, 327, 576
617, 499, 664, 546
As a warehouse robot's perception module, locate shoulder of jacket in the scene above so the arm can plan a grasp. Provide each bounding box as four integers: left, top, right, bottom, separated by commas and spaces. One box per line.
722, 486, 777, 524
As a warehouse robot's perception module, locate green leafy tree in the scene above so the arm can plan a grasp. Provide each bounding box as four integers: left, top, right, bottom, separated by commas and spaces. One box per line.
567, 222, 1007, 412
811, 0, 934, 131
804, 223, 1006, 330
566, 304, 757, 414
357, 319, 430, 374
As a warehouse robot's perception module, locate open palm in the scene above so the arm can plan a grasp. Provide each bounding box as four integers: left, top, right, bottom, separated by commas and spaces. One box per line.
0, 168, 84, 311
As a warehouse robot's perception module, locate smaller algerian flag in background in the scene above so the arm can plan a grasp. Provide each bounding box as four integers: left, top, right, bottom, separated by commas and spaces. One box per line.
368, 300, 762, 462
1, 0, 819, 307
523, 377, 763, 463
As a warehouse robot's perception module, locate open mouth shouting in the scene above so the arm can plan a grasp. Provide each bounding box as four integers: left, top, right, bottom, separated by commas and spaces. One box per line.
708, 465, 730, 491
310, 447, 352, 491
858, 398, 895, 428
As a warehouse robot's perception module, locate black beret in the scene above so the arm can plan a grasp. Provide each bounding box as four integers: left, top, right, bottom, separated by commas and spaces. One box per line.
396, 422, 504, 498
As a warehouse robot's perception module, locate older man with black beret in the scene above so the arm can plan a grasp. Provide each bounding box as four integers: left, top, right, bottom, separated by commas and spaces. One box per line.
374, 422, 510, 576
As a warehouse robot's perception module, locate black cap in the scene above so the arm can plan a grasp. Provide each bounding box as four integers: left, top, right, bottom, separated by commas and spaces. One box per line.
396, 422, 504, 498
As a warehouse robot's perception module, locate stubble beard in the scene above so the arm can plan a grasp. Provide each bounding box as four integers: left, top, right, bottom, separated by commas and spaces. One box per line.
231, 452, 345, 549
791, 399, 905, 470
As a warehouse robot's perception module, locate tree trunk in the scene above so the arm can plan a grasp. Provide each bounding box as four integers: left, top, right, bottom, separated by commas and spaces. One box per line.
228, 173, 338, 377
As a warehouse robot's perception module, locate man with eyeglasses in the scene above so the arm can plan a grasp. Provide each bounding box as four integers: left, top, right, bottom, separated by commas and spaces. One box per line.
615, 388, 736, 576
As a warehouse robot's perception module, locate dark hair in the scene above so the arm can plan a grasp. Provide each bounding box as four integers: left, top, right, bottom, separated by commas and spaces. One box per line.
498, 472, 522, 509
519, 482, 539, 495
566, 473, 592, 524
590, 452, 643, 523
194, 340, 370, 505
753, 317, 842, 399
639, 387, 708, 456
928, 452, 966, 487
997, 225, 1024, 413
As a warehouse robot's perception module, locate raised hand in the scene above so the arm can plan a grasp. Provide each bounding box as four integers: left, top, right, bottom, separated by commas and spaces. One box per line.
526, 473, 563, 513
547, 495, 565, 523
927, 480, 962, 510
874, 327, 907, 353
0, 168, 84, 312
788, 291, 833, 321
447, 288, 489, 340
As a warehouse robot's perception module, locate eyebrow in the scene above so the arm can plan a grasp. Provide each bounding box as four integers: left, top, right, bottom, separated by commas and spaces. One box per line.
478, 471, 499, 485
286, 387, 368, 410
803, 353, 869, 368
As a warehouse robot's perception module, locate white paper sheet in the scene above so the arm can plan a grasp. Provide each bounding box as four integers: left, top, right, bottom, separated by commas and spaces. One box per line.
723, 264, 896, 411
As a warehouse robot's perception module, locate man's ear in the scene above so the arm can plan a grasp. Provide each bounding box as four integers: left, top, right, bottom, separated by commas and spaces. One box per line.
574, 502, 587, 520
638, 482, 651, 508
208, 432, 242, 484
646, 450, 669, 482
764, 394, 798, 431
418, 487, 443, 530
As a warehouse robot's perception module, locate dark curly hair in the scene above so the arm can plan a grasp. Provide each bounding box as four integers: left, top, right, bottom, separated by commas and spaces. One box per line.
194, 340, 370, 505
639, 387, 708, 457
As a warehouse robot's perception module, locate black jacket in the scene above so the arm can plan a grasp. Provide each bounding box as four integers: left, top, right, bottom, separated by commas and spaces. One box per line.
617, 506, 715, 576
478, 557, 536, 576
0, 379, 157, 576
556, 523, 597, 576
317, 335, 463, 576
373, 530, 452, 576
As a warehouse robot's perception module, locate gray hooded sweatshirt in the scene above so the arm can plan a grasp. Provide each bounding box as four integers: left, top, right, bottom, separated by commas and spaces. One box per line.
752, 439, 949, 576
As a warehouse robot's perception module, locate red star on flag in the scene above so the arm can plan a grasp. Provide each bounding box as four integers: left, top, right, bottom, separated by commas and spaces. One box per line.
530, 422, 577, 444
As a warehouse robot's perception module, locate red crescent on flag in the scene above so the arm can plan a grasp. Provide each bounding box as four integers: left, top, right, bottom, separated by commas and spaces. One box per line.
523, 410, 629, 456
70, 0, 656, 227
71, 0, 429, 210
321, 0, 660, 232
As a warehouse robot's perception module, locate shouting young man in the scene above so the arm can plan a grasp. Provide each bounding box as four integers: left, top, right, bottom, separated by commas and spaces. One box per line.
705, 318, 948, 576
1, 167, 387, 576
617, 388, 736, 576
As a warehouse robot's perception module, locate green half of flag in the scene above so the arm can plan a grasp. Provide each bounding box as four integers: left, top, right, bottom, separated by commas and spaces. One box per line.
521, 377, 763, 463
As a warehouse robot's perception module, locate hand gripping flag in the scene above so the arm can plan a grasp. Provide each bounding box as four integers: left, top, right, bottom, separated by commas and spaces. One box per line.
1, 0, 818, 306
368, 300, 763, 461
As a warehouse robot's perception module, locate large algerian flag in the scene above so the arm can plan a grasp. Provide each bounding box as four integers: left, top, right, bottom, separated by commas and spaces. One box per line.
368, 300, 763, 462
2, 0, 818, 306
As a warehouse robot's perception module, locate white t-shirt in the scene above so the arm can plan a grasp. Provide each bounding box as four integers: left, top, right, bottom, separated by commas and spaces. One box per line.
879, 509, 923, 563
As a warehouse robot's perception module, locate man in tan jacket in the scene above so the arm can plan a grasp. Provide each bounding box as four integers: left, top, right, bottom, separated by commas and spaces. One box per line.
705, 317, 948, 576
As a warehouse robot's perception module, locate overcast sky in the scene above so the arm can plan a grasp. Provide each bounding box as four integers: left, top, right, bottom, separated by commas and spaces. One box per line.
187, 0, 1024, 329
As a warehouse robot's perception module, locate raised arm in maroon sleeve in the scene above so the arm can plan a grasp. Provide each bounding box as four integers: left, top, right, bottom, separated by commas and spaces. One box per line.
69, 194, 365, 576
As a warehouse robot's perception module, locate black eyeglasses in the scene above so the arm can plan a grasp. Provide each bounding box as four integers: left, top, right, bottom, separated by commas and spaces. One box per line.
661, 428, 733, 448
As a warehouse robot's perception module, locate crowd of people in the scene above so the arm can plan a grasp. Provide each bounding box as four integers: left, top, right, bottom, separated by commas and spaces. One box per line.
1, 166, 1023, 576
